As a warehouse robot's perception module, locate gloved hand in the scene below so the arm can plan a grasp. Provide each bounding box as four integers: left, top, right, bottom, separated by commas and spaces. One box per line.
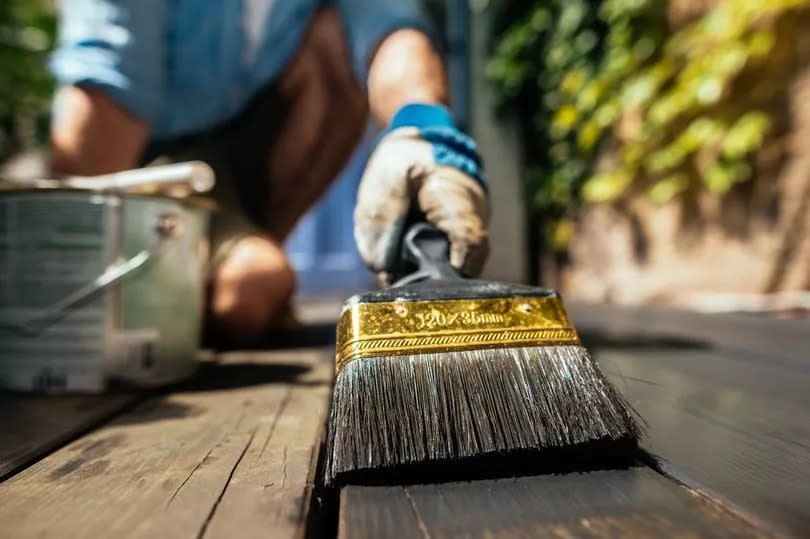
354, 103, 490, 280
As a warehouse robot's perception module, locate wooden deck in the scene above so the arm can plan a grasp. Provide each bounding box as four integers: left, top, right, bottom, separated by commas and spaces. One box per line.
0, 348, 333, 538
0, 300, 808, 538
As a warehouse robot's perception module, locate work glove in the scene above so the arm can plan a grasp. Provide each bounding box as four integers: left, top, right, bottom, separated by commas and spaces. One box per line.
354, 103, 490, 281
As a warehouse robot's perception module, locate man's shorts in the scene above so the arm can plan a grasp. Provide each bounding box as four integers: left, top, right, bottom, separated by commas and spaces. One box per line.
140, 84, 289, 275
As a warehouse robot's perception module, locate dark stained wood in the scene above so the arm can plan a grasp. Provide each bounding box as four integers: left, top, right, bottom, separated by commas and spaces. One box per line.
569, 302, 810, 365
600, 346, 810, 536
340, 467, 764, 538
568, 303, 810, 535
0, 392, 139, 480
339, 305, 808, 538
0, 348, 332, 539
339, 486, 425, 539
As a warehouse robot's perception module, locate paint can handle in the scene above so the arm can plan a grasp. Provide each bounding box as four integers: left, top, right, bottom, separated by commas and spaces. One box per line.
0, 213, 182, 336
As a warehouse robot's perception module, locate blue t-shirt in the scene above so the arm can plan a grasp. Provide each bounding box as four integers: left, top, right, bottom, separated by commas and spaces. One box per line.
50, 0, 430, 140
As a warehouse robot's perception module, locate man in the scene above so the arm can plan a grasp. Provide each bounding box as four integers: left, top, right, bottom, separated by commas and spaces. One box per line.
50, 0, 489, 344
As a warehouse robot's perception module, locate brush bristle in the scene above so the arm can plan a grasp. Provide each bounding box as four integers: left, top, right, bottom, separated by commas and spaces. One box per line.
324, 345, 641, 485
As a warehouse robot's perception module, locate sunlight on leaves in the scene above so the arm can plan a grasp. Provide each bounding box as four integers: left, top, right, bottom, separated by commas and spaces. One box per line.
487, 0, 804, 247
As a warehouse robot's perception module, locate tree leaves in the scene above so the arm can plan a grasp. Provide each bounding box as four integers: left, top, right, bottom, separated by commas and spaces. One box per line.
488, 0, 799, 220
0, 0, 56, 159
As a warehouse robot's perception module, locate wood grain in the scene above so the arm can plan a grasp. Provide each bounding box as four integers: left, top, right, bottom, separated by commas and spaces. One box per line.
202, 357, 332, 539
0, 349, 332, 539
339, 467, 764, 538
568, 303, 810, 536
601, 346, 810, 536
340, 486, 425, 538
0, 392, 139, 480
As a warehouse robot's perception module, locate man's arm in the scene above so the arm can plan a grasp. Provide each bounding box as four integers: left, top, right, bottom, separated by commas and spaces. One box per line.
367, 28, 449, 125
48, 0, 165, 175
51, 85, 148, 176
346, 6, 490, 277
334, 0, 447, 118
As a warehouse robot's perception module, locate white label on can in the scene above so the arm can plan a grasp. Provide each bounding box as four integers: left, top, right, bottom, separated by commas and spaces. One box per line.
107, 329, 160, 379
0, 194, 110, 392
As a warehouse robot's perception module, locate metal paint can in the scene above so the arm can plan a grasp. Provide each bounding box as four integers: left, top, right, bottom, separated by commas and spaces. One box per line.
0, 190, 210, 392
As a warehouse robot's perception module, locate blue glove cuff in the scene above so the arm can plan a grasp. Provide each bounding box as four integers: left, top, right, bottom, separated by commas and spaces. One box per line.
389, 103, 456, 130
387, 103, 488, 194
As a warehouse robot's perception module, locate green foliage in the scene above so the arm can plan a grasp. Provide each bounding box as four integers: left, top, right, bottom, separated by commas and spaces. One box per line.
488, 0, 806, 243
487, 0, 615, 220
0, 0, 56, 159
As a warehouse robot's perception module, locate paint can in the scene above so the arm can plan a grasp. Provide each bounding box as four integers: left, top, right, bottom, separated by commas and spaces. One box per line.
0, 164, 213, 392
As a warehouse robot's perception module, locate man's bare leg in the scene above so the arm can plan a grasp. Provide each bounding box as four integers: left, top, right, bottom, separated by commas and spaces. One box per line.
210, 8, 368, 339
215, 16, 472, 337
209, 236, 296, 337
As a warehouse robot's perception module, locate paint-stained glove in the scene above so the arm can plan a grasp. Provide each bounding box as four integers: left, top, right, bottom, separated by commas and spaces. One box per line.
354, 103, 490, 280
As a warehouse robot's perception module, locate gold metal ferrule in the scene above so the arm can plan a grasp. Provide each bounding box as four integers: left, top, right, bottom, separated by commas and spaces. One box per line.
335, 296, 580, 373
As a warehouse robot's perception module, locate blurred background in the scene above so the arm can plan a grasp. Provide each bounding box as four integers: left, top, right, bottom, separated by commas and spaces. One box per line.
2, 0, 809, 313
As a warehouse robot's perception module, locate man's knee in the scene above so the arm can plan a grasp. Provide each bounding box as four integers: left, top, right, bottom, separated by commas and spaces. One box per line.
210, 236, 296, 336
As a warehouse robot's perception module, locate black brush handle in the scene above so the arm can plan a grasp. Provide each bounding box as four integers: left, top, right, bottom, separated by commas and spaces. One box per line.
392, 223, 464, 286
354, 220, 557, 303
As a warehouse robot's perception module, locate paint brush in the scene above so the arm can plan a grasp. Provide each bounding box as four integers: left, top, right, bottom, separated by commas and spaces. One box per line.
324, 223, 641, 485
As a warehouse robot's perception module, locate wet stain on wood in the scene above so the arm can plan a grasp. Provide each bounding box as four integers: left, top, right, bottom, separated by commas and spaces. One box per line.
48, 434, 124, 480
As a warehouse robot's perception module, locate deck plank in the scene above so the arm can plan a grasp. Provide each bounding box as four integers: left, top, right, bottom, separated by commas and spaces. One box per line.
340, 467, 764, 538
339, 486, 425, 538
570, 303, 810, 365
0, 392, 139, 480
0, 349, 332, 539
203, 358, 332, 539
601, 346, 810, 536
573, 304, 810, 535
